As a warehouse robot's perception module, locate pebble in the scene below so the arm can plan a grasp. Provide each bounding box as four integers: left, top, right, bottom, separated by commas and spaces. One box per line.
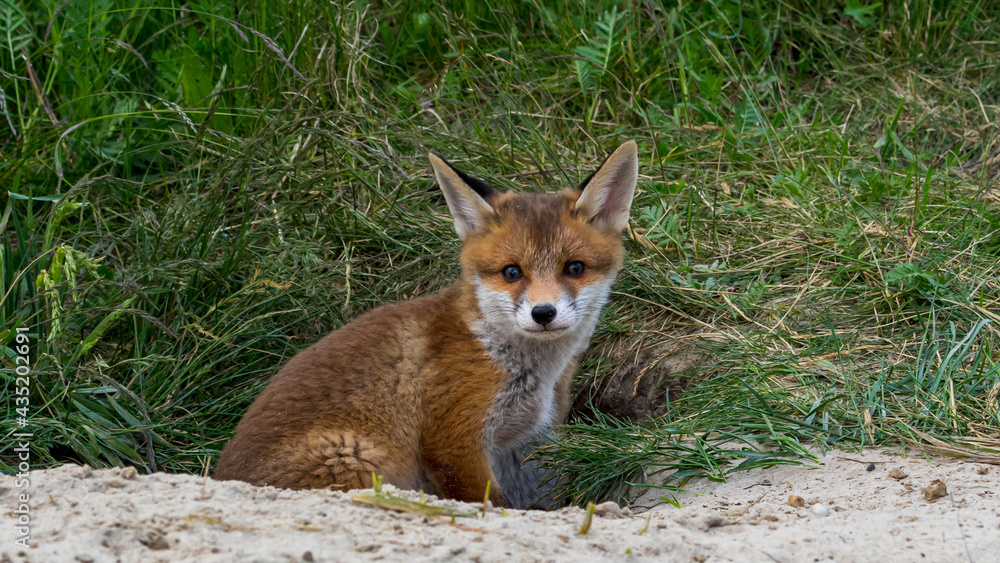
787, 495, 805, 508
923, 480, 948, 502
725, 505, 748, 517
593, 501, 627, 519
811, 503, 830, 517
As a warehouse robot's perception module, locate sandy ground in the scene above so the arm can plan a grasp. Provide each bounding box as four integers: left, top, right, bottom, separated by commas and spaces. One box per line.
1, 449, 997, 562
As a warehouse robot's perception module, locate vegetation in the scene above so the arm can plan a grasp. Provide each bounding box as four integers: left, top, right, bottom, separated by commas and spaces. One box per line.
2, 0, 998, 505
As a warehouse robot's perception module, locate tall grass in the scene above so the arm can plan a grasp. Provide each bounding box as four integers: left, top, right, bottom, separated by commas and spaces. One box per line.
2, 0, 998, 504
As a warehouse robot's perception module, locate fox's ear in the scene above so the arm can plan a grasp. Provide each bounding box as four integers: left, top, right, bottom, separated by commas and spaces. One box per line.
574, 140, 638, 231
428, 153, 497, 240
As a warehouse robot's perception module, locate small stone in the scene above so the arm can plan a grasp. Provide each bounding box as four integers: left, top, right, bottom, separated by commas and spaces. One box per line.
678, 513, 726, 531
66, 465, 94, 479
811, 503, 830, 516
120, 466, 138, 480
889, 468, 908, 480
923, 480, 948, 502
137, 530, 170, 551
787, 495, 805, 508
135, 520, 171, 552
702, 514, 726, 529
302, 551, 315, 562
593, 501, 625, 519
725, 505, 748, 517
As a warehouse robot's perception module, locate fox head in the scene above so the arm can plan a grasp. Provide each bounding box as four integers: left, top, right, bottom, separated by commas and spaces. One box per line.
429, 142, 638, 340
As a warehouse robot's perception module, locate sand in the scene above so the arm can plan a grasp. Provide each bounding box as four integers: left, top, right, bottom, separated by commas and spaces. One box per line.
2, 449, 997, 562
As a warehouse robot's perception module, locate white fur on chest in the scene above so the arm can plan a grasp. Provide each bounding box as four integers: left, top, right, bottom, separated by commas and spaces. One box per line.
474, 328, 585, 449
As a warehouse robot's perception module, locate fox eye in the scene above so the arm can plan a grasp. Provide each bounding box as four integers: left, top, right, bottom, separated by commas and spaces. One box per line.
564, 261, 585, 278
501, 265, 523, 282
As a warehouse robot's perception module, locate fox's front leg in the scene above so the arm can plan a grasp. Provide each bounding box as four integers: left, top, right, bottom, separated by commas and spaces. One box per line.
421, 432, 507, 506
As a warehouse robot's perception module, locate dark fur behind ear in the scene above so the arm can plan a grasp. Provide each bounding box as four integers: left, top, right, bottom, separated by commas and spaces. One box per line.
428, 153, 497, 201
576, 168, 598, 191
576, 148, 615, 191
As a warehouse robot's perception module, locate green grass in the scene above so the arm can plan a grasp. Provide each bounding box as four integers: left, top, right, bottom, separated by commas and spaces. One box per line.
2, 0, 999, 505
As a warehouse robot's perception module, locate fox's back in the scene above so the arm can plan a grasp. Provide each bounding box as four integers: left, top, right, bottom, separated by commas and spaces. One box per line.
215, 288, 460, 488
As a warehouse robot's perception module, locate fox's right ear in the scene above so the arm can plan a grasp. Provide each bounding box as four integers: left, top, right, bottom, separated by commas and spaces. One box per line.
575, 140, 638, 232
428, 153, 497, 240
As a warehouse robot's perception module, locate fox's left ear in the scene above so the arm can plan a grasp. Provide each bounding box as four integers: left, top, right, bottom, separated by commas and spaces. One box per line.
575, 140, 638, 232
428, 152, 498, 240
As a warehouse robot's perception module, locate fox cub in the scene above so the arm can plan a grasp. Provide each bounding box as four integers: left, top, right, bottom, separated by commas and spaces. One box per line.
214, 141, 638, 509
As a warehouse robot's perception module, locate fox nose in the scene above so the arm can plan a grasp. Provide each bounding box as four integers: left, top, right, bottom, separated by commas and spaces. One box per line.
531, 304, 557, 326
